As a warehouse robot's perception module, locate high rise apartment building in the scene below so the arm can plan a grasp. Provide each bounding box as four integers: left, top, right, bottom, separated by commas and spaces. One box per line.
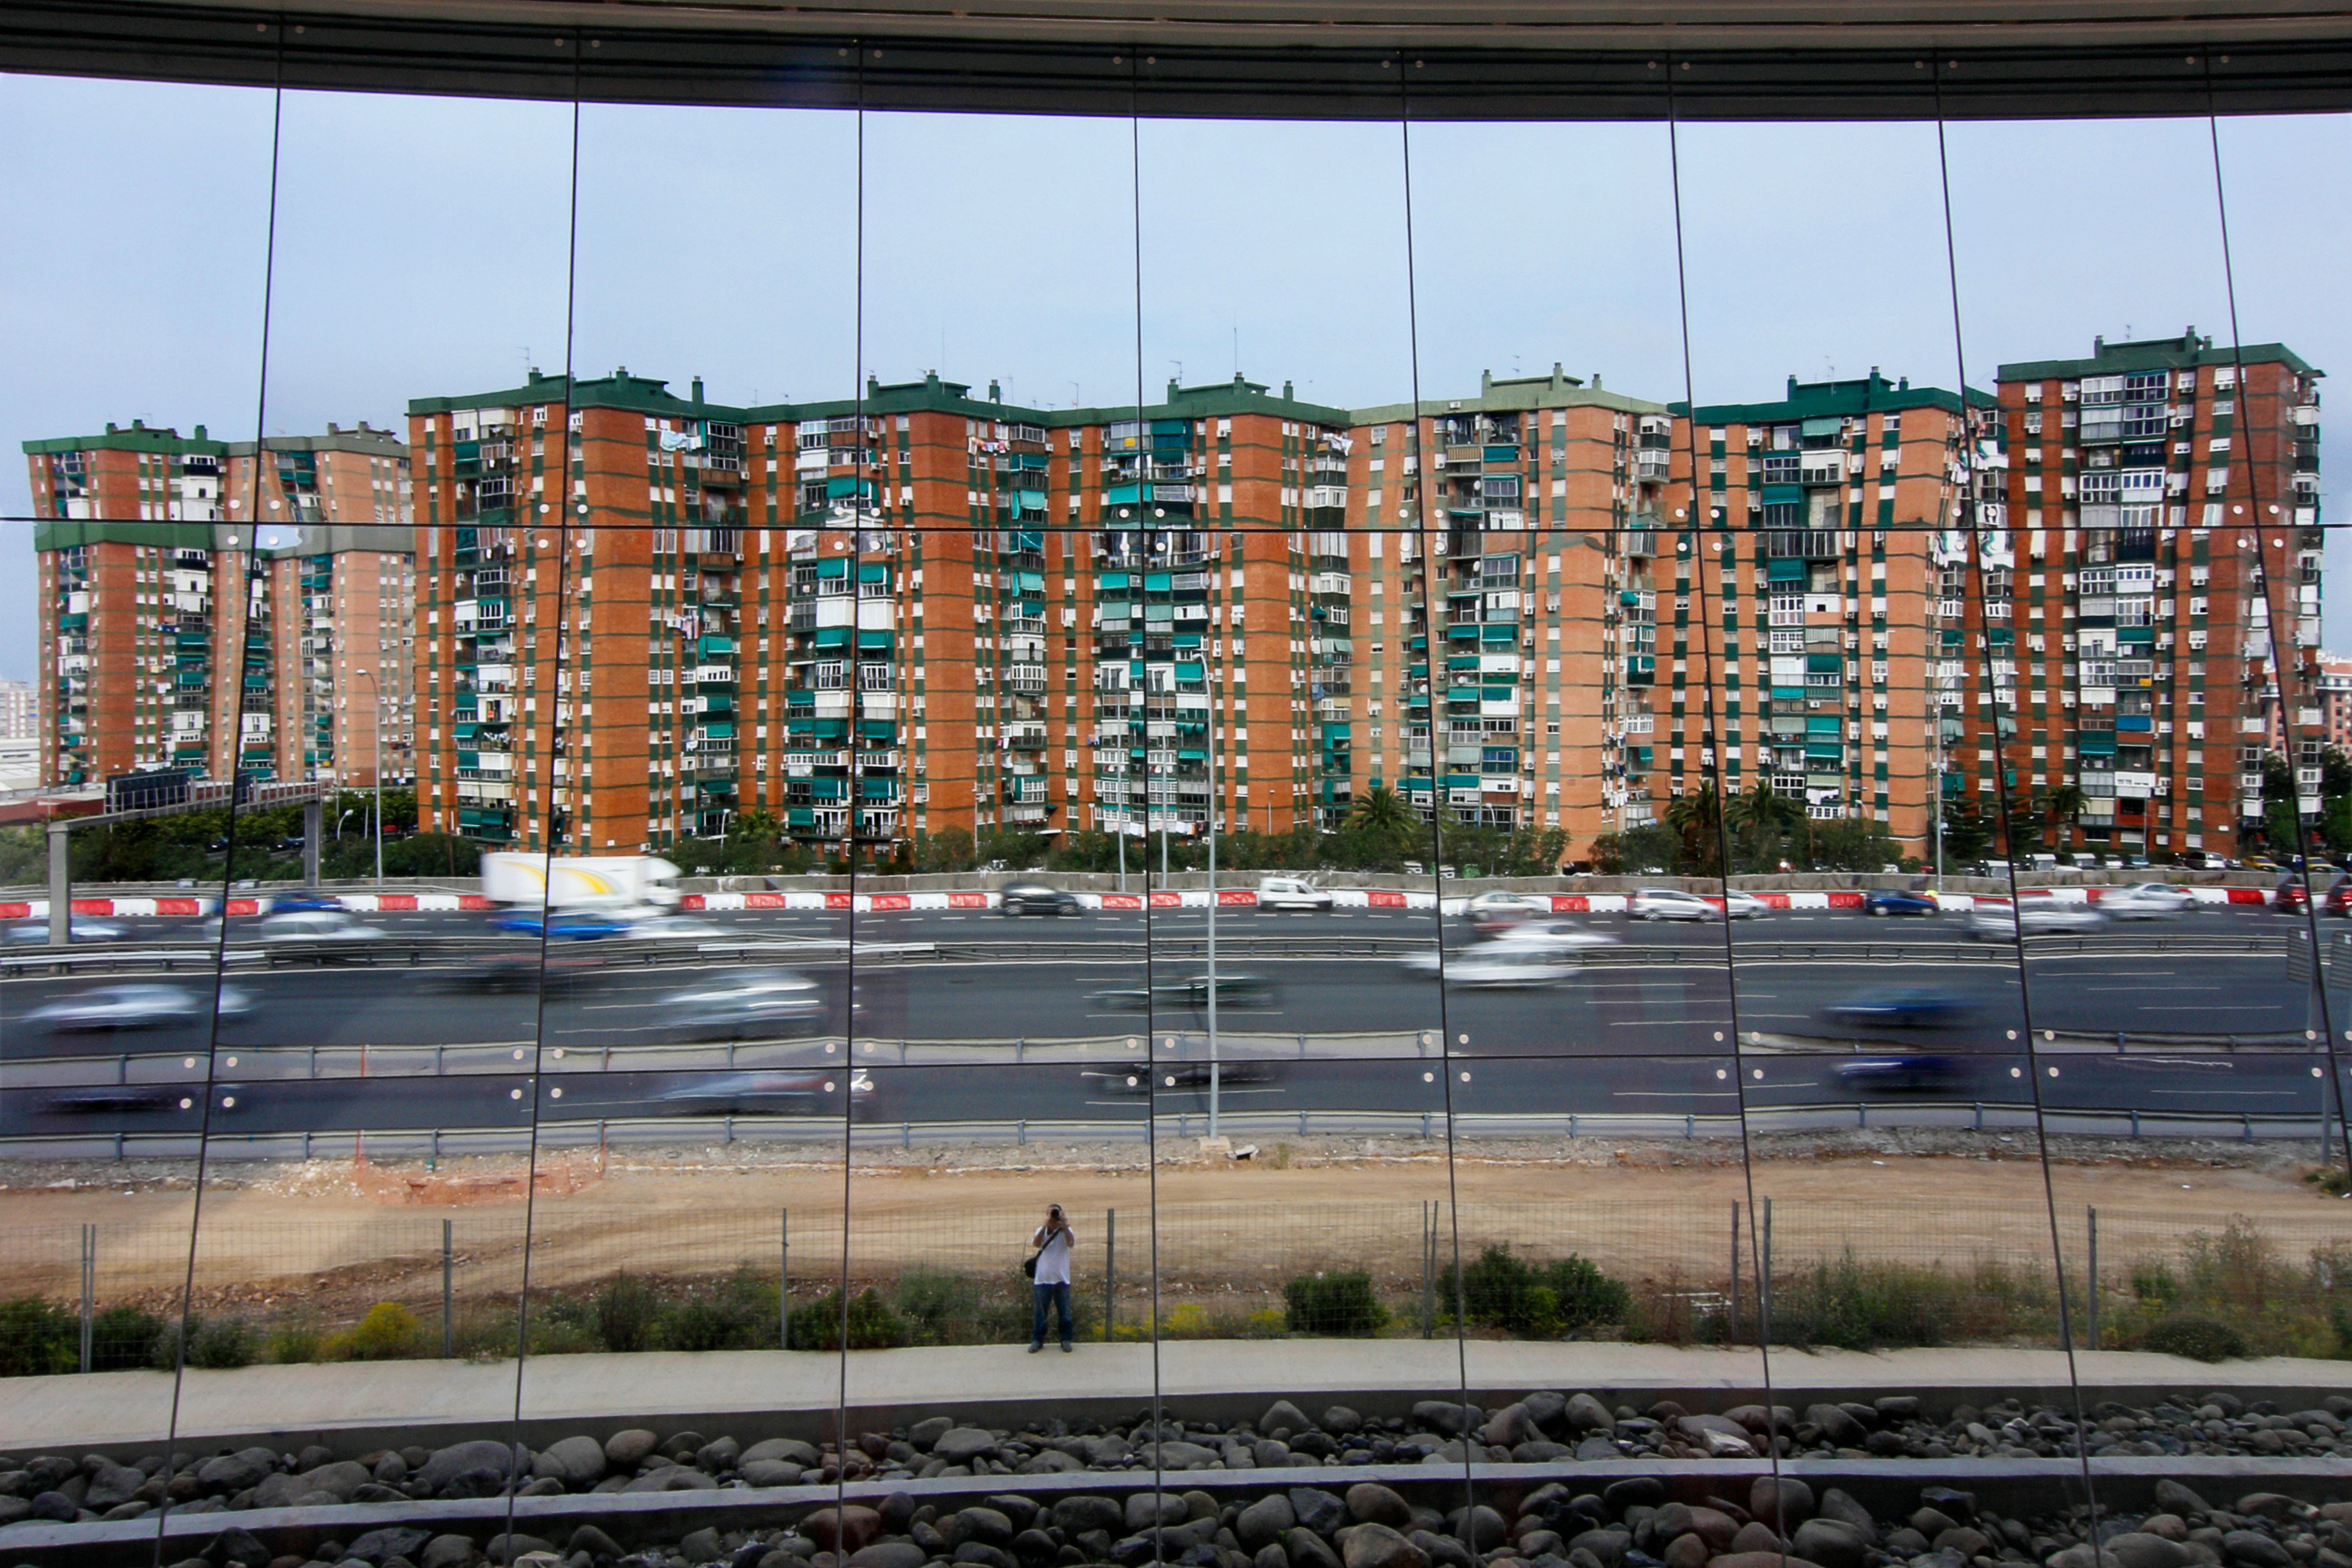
405, 343, 2318, 864
1978, 332, 2325, 859
406, 370, 1361, 853
22, 421, 416, 788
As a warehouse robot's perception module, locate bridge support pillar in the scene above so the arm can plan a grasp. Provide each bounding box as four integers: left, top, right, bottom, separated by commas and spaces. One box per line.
47, 822, 69, 947
302, 797, 322, 885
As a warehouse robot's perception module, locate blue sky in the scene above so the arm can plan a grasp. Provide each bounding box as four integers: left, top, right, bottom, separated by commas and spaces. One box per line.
3, 73, 2347, 682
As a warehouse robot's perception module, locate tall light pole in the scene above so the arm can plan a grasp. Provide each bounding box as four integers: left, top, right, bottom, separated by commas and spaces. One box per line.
350, 665, 384, 889
1205, 708, 1220, 1140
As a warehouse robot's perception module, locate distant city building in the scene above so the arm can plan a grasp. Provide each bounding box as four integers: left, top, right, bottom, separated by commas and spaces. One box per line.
0, 678, 35, 742
2313, 651, 2352, 753
21, 421, 416, 790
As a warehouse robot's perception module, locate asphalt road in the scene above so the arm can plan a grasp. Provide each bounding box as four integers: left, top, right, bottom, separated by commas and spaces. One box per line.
7, 904, 2346, 1142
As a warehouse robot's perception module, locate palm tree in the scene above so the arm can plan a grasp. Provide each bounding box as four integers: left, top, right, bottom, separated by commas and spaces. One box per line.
1347, 782, 1413, 837
1722, 779, 1800, 872
1662, 781, 1723, 874
2042, 784, 2086, 851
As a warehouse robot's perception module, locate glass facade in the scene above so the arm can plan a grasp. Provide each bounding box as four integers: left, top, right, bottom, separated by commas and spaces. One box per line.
1, 44, 2350, 1568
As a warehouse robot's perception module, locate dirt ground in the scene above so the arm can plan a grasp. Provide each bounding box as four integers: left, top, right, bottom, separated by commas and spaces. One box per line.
5, 1131, 2345, 1320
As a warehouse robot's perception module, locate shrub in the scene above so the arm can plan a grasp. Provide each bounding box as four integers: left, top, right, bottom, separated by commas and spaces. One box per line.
891, 1267, 986, 1345
659, 1267, 775, 1352
158, 1314, 256, 1371
786, 1287, 904, 1351
1766, 1251, 1956, 1351
2138, 1315, 2250, 1363
340, 1302, 422, 1361
1443, 1244, 1629, 1338
0, 1297, 73, 1377
1282, 1271, 1385, 1336
595, 1275, 658, 1354
89, 1305, 164, 1372
265, 1324, 324, 1365
2308, 1165, 2352, 1198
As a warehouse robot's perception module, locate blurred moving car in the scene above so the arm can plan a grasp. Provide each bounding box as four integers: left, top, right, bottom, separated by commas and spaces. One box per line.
1425, 947, 1579, 989
1257, 876, 1335, 911
1464, 891, 1550, 934
1834, 1053, 1967, 1092
1629, 888, 1719, 922
1000, 882, 1082, 917
4, 918, 129, 945
1089, 973, 1274, 1011
268, 889, 345, 913
1862, 891, 1938, 917
32, 1082, 197, 1117
1487, 920, 1621, 953
621, 914, 730, 939
2097, 883, 2196, 919
2325, 880, 2352, 918
24, 983, 250, 1031
256, 911, 388, 943
2274, 879, 2312, 915
1722, 890, 1772, 920
1961, 900, 2107, 939
646, 1067, 874, 1117
1822, 987, 1973, 1031
669, 969, 827, 1039
488, 907, 638, 940
1106, 1060, 1281, 1094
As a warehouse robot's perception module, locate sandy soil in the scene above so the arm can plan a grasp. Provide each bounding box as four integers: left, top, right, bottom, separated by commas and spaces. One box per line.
4, 1132, 2344, 1321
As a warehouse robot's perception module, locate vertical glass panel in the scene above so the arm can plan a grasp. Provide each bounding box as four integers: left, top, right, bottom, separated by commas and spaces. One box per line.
1683, 114, 2091, 1541
510, 96, 862, 1524
0, 72, 279, 1523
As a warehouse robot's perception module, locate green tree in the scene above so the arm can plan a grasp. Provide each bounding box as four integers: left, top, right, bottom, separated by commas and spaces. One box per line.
1661, 782, 1723, 877
2041, 783, 2087, 851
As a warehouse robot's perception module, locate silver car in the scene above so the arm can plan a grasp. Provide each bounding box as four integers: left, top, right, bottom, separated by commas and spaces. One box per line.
1962, 900, 2109, 940
669, 969, 827, 1039
2096, 882, 2196, 919
1629, 888, 1719, 922
4, 918, 129, 944
24, 983, 251, 1031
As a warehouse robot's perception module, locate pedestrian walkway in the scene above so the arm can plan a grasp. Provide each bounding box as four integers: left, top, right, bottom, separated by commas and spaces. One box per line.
3, 1340, 2343, 1456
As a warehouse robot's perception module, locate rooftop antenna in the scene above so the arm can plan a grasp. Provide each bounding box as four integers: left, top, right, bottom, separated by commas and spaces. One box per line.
1233, 323, 1238, 379
519, 346, 531, 379
1071, 382, 1081, 408
1170, 359, 1183, 385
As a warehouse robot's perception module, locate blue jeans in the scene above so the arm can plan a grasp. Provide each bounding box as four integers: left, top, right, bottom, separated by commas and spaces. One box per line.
1030, 1281, 1072, 1348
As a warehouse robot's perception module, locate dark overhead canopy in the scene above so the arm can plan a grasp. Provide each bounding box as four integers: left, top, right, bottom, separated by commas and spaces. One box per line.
5, 0, 2352, 118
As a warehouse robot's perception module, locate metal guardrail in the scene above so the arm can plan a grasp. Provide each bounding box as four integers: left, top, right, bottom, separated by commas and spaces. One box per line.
4, 1102, 2338, 1163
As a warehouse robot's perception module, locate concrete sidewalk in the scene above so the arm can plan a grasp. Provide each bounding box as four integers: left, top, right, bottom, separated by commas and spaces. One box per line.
4, 1339, 2345, 1457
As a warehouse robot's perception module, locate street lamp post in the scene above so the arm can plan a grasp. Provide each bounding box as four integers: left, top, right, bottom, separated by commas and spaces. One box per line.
350, 666, 384, 889
1205, 713, 1220, 1141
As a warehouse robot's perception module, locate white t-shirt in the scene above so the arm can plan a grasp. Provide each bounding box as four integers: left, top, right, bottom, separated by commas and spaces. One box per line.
1032, 1223, 1075, 1286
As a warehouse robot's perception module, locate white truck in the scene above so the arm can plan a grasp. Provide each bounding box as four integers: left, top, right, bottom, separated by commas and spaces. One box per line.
480, 853, 684, 911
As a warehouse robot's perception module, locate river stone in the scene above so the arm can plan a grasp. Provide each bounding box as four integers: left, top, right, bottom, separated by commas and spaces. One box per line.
203, 1525, 273, 1566
1751, 1479, 1813, 1530
1323, 1407, 1365, 1435
305, 1461, 374, 1500
2222, 1533, 2293, 1568
195, 1449, 277, 1494
2156, 1483, 2213, 1519
1448, 1506, 1507, 1552
806, 1507, 883, 1553
1705, 1555, 1824, 1568
743, 1438, 822, 1468
1791, 1520, 1868, 1568
1225, 1495, 1292, 1551
1054, 1497, 1125, 1535
1264, 1401, 1317, 1435
1412, 1401, 1479, 1438
695, 1436, 741, 1472
417, 1441, 517, 1492
1481, 1405, 1534, 1448
1128, 1493, 1191, 1532
1664, 1535, 1711, 1568
1568, 1530, 1630, 1568
2107, 1534, 2193, 1568
1803, 1405, 1866, 1448
851, 1546, 926, 1568
603, 1430, 658, 1468
934, 1429, 999, 1464
567, 1528, 625, 1561
1343, 1524, 1430, 1568
345, 1527, 435, 1566
1291, 1488, 1349, 1536
1816, 1491, 1876, 1541
83, 1461, 146, 1511
1291, 1530, 1344, 1568
1348, 1485, 1413, 1529
740, 1459, 804, 1488
420, 1534, 480, 1568
949, 1508, 1015, 1548
1522, 1392, 1568, 1432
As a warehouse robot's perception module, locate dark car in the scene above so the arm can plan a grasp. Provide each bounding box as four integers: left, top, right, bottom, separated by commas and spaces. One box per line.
2325, 881, 2352, 918
645, 1068, 874, 1118
1834, 1053, 1967, 1093
1087, 973, 1275, 1011
1000, 882, 1082, 917
1822, 986, 1973, 1030
33, 1083, 197, 1118
1100, 1060, 1281, 1094
1863, 891, 1939, 918
488, 908, 636, 940
270, 888, 345, 913
2274, 880, 2312, 915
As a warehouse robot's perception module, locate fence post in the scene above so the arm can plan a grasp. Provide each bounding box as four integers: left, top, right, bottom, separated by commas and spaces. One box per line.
2244, 1113, 2254, 1144
1760, 1196, 1773, 1350
1104, 1208, 1116, 1341
1569, 1113, 1577, 1138
79, 1224, 94, 1374
1973, 1102, 1983, 1132
1728, 1201, 1740, 1343
1017, 1119, 1027, 1148
2085, 1206, 2099, 1353
441, 1218, 454, 1358
780, 1207, 790, 1351
1684, 1113, 1694, 1140
723, 1115, 733, 1146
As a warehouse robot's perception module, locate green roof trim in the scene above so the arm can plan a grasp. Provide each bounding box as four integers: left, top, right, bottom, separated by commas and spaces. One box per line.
1996, 332, 2318, 382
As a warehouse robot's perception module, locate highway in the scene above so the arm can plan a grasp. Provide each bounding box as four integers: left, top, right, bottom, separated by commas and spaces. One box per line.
5, 904, 2348, 1147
